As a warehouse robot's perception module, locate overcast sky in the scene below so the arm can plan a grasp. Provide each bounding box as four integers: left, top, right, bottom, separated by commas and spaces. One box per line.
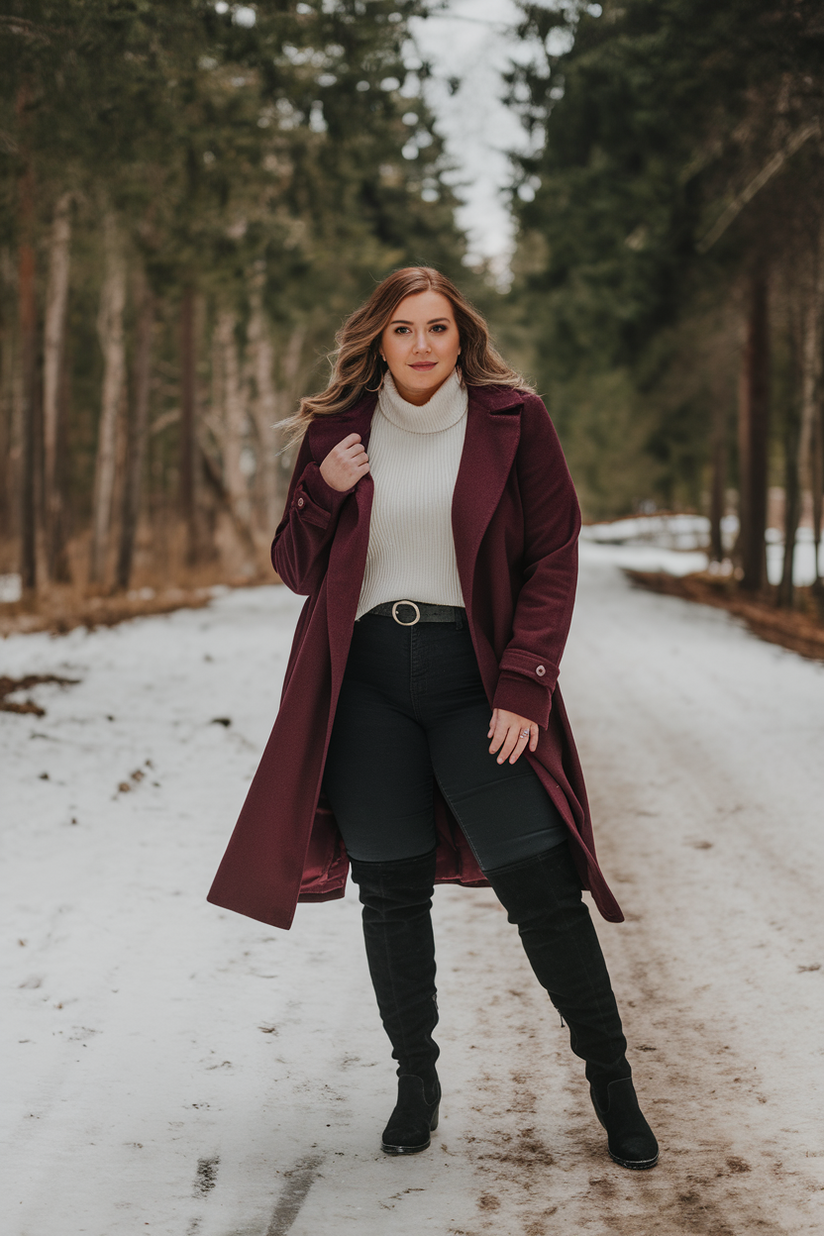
408, 0, 538, 275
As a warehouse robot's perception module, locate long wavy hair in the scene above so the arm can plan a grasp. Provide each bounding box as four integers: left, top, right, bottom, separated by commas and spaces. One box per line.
278, 267, 533, 445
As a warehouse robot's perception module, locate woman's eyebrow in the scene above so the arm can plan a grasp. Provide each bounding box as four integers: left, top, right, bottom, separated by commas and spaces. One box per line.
389, 316, 451, 325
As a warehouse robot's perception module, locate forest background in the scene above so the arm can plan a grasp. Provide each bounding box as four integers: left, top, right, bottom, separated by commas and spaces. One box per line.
1, 0, 822, 627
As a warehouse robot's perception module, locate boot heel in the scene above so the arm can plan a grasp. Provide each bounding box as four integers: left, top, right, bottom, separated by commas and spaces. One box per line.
591, 1077, 659, 1169
381, 1075, 441, 1155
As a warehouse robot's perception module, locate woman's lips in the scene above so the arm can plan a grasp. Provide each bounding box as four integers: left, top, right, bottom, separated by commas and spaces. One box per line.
410, 362, 437, 370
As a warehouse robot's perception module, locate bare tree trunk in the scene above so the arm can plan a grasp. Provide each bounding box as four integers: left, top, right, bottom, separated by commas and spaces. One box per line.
180, 284, 199, 566
18, 188, 37, 594
17, 85, 37, 595
90, 212, 127, 586
709, 398, 727, 563
0, 248, 19, 546
116, 275, 154, 592
812, 399, 823, 595
738, 267, 770, 592
213, 307, 254, 553
246, 266, 279, 532
43, 191, 72, 582
797, 218, 824, 593
56, 338, 72, 564
778, 391, 801, 608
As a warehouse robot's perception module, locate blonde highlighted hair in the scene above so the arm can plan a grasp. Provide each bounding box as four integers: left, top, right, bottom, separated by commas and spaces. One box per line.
279, 267, 533, 444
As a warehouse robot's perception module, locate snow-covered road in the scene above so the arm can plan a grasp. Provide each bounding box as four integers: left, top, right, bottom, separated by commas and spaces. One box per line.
2, 546, 823, 1235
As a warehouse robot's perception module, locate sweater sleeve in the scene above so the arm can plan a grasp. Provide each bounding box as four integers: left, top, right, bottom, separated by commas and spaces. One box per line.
271, 434, 355, 595
491, 396, 581, 729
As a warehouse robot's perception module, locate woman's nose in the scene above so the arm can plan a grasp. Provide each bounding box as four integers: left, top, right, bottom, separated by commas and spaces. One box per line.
412, 331, 430, 352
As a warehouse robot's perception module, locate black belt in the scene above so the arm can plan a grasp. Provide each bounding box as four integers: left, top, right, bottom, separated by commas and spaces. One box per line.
367, 600, 464, 626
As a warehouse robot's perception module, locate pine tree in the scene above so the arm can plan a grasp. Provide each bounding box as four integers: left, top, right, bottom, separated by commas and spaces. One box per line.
508, 0, 824, 595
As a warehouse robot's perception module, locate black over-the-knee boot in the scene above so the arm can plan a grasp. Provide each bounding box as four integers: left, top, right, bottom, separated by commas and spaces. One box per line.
485, 842, 658, 1169
348, 848, 441, 1155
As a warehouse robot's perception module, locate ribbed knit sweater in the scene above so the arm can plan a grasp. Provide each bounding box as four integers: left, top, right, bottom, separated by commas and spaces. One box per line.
356, 368, 468, 620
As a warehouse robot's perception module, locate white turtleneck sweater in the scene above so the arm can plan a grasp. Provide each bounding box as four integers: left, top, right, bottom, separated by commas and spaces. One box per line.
356, 369, 468, 620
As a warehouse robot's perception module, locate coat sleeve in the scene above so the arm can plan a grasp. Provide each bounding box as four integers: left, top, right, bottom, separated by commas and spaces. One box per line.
491, 395, 581, 729
271, 433, 355, 595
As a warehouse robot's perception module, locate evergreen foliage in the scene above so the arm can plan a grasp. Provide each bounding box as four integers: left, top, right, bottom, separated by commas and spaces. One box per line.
507, 0, 824, 532
0, 0, 469, 591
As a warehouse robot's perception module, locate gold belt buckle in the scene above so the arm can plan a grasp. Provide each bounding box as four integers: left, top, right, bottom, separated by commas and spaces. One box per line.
391, 600, 421, 626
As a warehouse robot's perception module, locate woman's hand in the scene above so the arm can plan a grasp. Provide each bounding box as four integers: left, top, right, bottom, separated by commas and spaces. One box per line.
319, 433, 370, 492
488, 709, 539, 765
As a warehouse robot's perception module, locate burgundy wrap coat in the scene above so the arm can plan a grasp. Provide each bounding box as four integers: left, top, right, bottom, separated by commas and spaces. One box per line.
207, 385, 623, 929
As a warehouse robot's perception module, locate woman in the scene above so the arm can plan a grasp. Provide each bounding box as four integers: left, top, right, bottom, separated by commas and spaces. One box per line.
208, 267, 658, 1170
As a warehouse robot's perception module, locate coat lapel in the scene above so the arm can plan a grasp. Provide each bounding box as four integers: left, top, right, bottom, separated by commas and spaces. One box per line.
452, 386, 523, 613
305, 385, 523, 624
307, 395, 378, 685
306, 394, 378, 614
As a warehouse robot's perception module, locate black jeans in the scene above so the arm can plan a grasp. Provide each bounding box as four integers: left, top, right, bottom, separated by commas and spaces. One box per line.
323, 610, 567, 869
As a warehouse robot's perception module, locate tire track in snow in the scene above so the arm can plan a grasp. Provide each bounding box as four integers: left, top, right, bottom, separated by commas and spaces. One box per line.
265, 1154, 325, 1235
548, 552, 824, 1234
194, 1154, 220, 1196
425, 553, 824, 1235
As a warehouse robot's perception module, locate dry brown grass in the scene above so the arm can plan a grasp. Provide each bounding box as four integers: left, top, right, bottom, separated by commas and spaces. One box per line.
0, 520, 276, 637
0, 584, 219, 637
625, 568, 824, 663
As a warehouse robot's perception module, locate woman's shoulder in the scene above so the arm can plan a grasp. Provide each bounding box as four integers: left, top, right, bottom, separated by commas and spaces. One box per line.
332, 390, 380, 420
468, 384, 551, 423
306, 392, 378, 435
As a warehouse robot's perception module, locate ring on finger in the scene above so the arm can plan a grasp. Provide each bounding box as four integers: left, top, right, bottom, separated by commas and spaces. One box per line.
520, 728, 530, 739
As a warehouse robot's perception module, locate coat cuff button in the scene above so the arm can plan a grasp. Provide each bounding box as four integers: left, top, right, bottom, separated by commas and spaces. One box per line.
535, 664, 546, 677
296, 496, 305, 508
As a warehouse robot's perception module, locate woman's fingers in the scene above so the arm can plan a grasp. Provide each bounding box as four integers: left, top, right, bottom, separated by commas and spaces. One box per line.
500, 723, 523, 764
504, 723, 535, 764
320, 434, 370, 491
338, 434, 369, 471
510, 724, 537, 763
488, 708, 505, 754
489, 714, 520, 763
496, 728, 514, 763
489, 710, 538, 764
340, 435, 369, 465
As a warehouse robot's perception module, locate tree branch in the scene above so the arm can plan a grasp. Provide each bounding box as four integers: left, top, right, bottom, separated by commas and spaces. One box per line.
0, 16, 54, 42
697, 119, 821, 253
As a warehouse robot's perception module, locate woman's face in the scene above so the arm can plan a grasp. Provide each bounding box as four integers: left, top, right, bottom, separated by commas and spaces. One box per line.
379, 290, 461, 406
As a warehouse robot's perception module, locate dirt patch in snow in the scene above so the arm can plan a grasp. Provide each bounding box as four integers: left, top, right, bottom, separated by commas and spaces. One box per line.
0, 673, 80, 716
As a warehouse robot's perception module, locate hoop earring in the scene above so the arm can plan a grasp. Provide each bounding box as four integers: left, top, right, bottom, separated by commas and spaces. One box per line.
365, 367, 385, 393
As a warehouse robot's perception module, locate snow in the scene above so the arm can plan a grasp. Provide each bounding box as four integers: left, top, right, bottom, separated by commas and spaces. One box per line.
581, 513, 824, 584
0, 574, 22, 603
2, 546, 824, 1233
581, 512, 720, 550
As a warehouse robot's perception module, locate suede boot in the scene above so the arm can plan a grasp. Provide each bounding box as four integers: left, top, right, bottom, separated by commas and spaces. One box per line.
349, 848, 441, 1154
591, 1077, 659, 1170
485, 842, 658, 1169
380, 1074, 441, 1155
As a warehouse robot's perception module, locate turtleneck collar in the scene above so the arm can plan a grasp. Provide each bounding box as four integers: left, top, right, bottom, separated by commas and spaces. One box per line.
377, 368, 468, 435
